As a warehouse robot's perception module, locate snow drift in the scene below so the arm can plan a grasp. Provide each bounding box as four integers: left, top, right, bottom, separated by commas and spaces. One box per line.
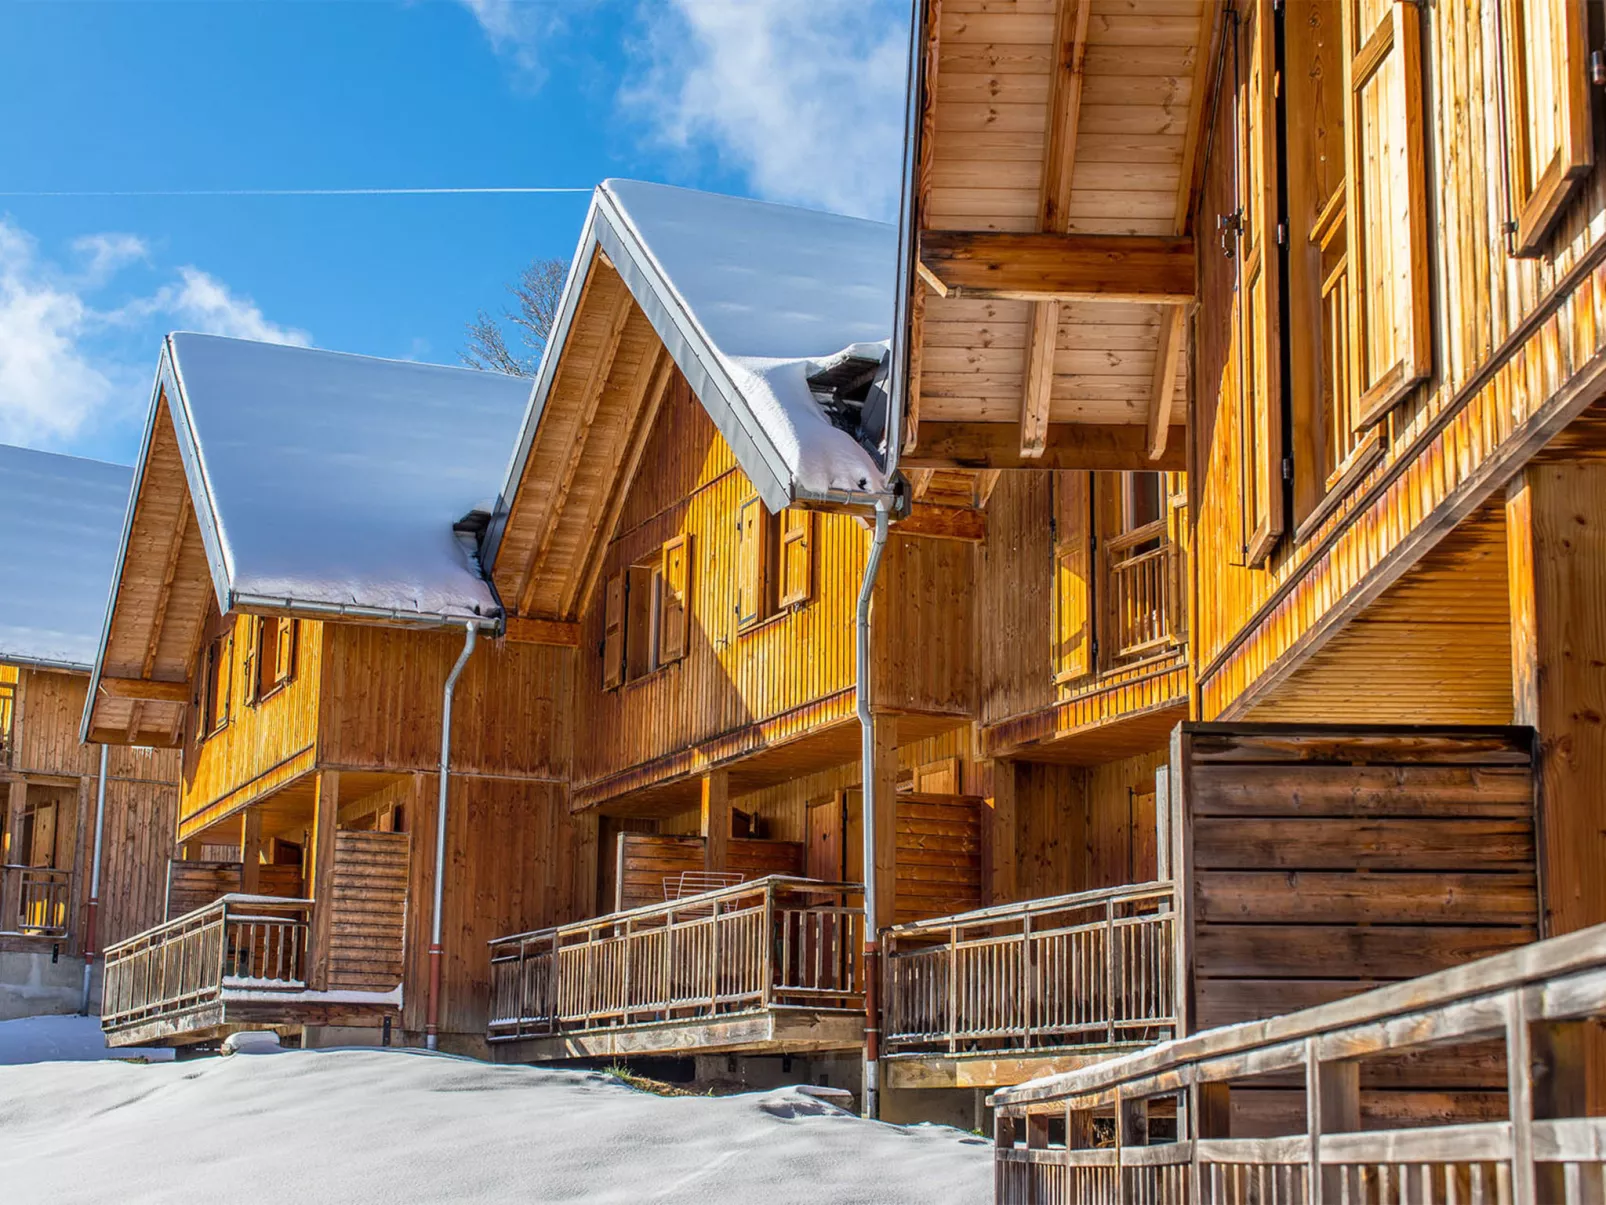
0, 1048, 991, 1204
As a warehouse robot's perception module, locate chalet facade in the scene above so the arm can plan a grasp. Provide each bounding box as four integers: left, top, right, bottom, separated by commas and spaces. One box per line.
86, 336, 592, 1053
0, 444, 179, 1020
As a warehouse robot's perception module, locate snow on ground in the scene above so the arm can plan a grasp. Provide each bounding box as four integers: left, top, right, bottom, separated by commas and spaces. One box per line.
0, 1047, 992, 1204
0, 1014, 174, 1065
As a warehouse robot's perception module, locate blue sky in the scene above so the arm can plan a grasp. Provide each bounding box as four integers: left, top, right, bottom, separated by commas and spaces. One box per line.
0, 0, 909, 464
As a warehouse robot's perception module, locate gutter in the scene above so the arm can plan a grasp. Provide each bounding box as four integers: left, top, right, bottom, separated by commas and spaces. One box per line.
228, 592, 502, 633
425, 620, 479, 1051
81, 743, 107, 1014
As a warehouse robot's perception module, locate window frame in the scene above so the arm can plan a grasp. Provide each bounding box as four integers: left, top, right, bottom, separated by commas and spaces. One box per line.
1500, 0, 1593, 256
200, 629, 233, 740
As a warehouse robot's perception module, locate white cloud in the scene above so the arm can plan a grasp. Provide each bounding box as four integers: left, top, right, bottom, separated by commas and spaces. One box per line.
0, 219, 310, 452
0, 220, 121, 446
458, 0, 590, 86
628, 0, 911, 221
158, 268, 311, 346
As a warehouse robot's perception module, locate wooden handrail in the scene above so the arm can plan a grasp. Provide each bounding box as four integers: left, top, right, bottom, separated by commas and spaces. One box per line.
1103, 517, 1169, 556
990, 923, 1606, 1205
886, 880, 1173, 937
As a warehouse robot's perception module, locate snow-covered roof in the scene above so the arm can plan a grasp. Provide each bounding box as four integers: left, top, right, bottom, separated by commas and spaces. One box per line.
0, 445, 132, 672
497, 180, 896, 525
159, 333, 533, 624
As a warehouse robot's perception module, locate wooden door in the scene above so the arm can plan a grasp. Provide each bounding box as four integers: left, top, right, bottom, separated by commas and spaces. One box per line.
29, 800, 56, 867
1130, 789, 1157, 882
842, 789, 863, 884
806, 796, 845, 881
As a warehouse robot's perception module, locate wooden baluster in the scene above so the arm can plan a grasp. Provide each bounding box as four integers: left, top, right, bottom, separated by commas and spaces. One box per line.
948, 924, 959, 1054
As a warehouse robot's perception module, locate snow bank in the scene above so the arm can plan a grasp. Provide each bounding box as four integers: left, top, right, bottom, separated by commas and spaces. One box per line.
0, 1049, 990, 1204
166, 334, 534, 621
603, 180, 894, 498
0, 445, 131, 670
0, 1014, 173, 1065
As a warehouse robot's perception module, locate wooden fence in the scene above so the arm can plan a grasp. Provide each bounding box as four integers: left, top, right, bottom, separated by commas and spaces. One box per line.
991, 923, 1606, 1205
486, 876, 863, 1041
884, 882, 1177, 1058
101, 894, 310, 1034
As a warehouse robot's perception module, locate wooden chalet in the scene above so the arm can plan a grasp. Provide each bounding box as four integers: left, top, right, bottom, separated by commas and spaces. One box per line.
887, 0, 1606, 1179
86, 335, 593, 1053
0, 444, 179, 1020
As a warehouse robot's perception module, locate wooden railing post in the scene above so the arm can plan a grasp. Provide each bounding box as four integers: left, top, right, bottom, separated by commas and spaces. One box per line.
761, 882, 774, 1008
947, 924, 959, 1054
1115, 1087, 1148, 1205
709, 898, 721, 1014
1306, 1038, 1360, 1205
1189, 1081, 1230, 1202
1105, 896, 1117, 1044
1023, 912, 1035, 1049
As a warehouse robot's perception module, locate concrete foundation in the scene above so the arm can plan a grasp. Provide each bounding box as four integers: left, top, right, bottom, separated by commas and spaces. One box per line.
300, 1024, 389, 1050
0, 949, 87, 1021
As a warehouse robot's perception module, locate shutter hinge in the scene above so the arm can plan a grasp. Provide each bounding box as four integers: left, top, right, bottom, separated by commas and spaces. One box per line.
1276, 222, 1288, 247
1592, 50, 1606, 86
1282, 457, 1293, 483
1217, 208, 1244, 259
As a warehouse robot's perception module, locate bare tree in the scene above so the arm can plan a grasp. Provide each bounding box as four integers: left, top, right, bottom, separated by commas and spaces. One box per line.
461, 257, 569, 376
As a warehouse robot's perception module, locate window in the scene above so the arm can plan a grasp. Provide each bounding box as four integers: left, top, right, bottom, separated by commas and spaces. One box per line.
200, 629, 233, 738
736, 498, 813, 631
1342, 0, 1430, 423
0, 664, 14, 762
602, 536, 692, 688
243, 617, 298, 704
1500, 0, 1592, 255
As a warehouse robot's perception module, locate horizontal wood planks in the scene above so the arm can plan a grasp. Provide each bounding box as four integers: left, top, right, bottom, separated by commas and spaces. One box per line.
165, 860, 303, 919
1178, 726, 1539, 1035
894, 793, 983, 924
612, 833, 806, 911
326, 829, 408, 991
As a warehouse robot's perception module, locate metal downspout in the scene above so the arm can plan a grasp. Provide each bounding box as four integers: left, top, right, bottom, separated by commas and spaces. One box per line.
856, 497, 892, 1119
81, 743, 108, 1014
426, 620, 478, 1051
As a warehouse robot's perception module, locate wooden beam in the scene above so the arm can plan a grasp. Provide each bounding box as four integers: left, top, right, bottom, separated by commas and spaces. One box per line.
974, 470, 1002, 509
516, 284, 636, 617
894, 503, 986, 543
1020, 299, 1060, 457
919, 232, 1196, 304
1147, 305, 1187, 460
307, 770, 338, 992
902, 421, 1188, 471
565, 346, 672, 621
501, 616, 582, 647
97, 676, 191, 703
700, 769, 730, 874
906, 468, 936, 501
238, 806, 263, 896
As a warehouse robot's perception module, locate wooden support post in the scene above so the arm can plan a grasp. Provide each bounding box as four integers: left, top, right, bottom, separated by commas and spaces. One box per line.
1116, 1087, 1148, 1203
1529, 1013, 1594, 1202
700, 769, 730, 873
1507, 465, 1606, 1112
2, 778, 25, 929
1306, 1042, 1360, 1205
307, 770, 339, 991
238, 806, 263, 896
872, 713, 898, 931
989, 760, 1019, 905
1189, 1081, 1230, 1201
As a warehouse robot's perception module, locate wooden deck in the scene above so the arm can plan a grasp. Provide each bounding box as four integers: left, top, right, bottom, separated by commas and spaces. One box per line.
883, 883, 1177, 1090
487, 876, 865, 1061
991, 922, 1606, 1205
101, 893, 399, 1047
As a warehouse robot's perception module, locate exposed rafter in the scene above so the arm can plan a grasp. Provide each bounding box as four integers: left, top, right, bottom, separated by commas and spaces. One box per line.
1147, 306, 1187, 461
918, 232, 1197, 304
903, 421, 1187, 471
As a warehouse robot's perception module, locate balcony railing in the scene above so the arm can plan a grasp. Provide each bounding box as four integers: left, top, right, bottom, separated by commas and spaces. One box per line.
991, 922, 1606, 1205
487, 876, 864, 1042
2, 865, 71, 936
883, 882, 1177, 1058
1106, 519, 1182, 661
102, 894, 310, 1034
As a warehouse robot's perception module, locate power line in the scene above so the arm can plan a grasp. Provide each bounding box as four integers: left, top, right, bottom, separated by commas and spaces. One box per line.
0, 186, 592, 197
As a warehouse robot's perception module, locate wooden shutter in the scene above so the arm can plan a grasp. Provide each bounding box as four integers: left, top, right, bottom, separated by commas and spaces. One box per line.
659, 535, 690, 663
242, 618, 262, 705
1343, 0, 1430, 425
1052, 471, 1094, 682
1240, 0, 1283, 566
214, 629, 234, 731
602, 573, 624, 689
736, 497, 767, 630
777, 509, 812, 608
274, 618, 298, 686
1502, 0, 1592, 255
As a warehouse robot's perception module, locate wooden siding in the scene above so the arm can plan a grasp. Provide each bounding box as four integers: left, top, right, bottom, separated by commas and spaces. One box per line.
572, 373, 973, 808
95, 775, 181, 947
1192, 0, 1606, 722
402, 774, 594, 1046
166, 860, 303, 919
1175, 726, 1539, 1034
612, 833, 807, 911
327, 829, 408, 991
317, 624, 571, 781
178, 614, 322, 835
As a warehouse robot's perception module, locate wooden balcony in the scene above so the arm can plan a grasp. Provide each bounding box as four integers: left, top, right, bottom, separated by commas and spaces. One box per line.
991, 923, 1606, 1205
4, 865, 71, 936
882, 883, 1177, 1090
487, 876, 865, 1061
101, 893, 399, 1047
